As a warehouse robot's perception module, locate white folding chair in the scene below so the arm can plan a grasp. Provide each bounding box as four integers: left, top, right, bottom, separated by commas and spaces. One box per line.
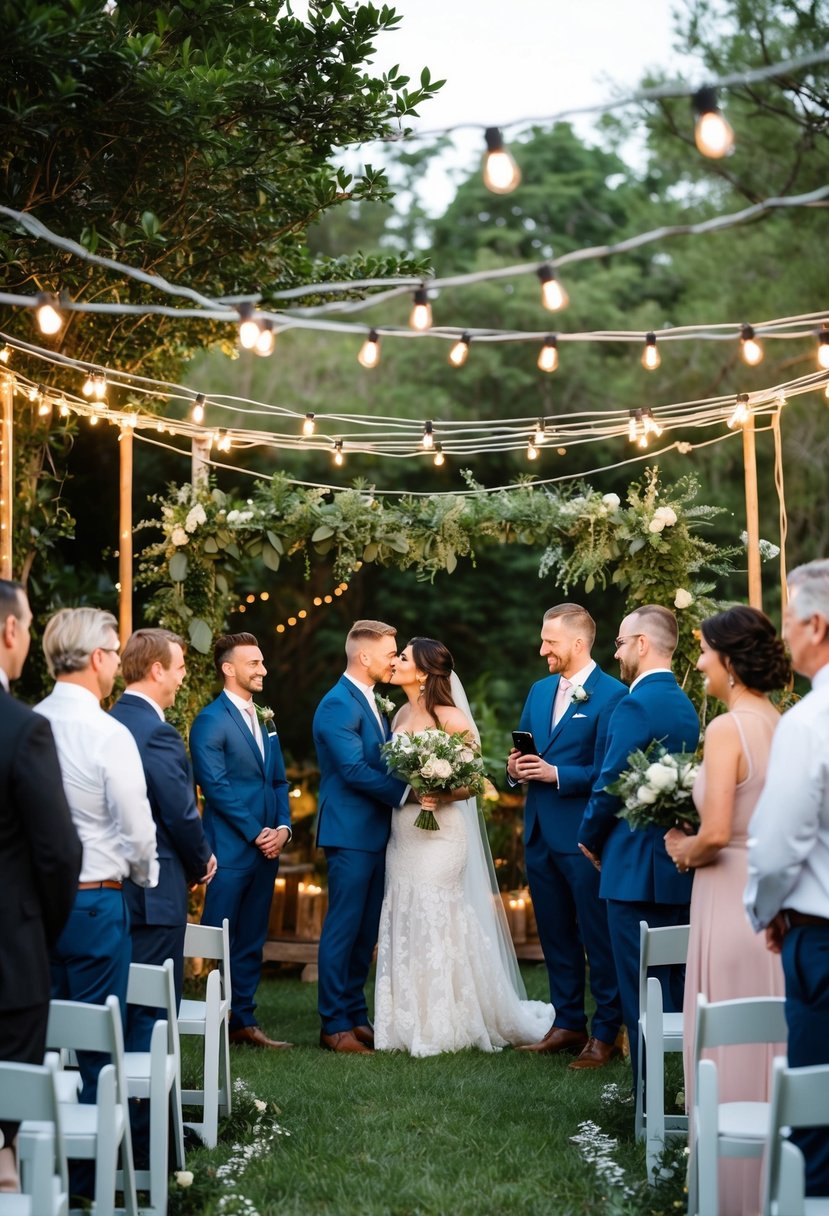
178, 919, 232, 1148
634, 920, 690, 1180
46, 995, 138, 1216
0, 1061, 68, 1216
762, 1057, 829, 1216
123, 959, 185, 1216
688, 993, 788, 1216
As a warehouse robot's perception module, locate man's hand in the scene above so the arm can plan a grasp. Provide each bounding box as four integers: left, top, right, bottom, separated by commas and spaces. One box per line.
578, 842, 601, 872
255, 826, 290, 859
200, 853, 218, 885
514, 754, 557, 785
506, 748, 523, 782
764, 912, 788, 955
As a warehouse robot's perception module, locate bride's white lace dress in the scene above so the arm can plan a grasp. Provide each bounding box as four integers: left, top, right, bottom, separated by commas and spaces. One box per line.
374, 784, 553, 1057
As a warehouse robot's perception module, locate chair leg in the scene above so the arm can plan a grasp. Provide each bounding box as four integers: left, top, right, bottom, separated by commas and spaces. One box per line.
634, 1023, 645, 1142
695, 1061, 719, 1216
94, 1068, 118, 1216
218, 1016, 232, 1119
645, 992, 665, 1183
199, 1015, 220, 1150
170, 1076, 185, 1171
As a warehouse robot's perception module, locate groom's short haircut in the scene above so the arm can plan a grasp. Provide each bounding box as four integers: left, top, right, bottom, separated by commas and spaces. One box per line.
346, 619, 397, 657
214, 631, 259, 677
629, 604, 678, 655
543, 603, 596, 648
121, 628, 185, 684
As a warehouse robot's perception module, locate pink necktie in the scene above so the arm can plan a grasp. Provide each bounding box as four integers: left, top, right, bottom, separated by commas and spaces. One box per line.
553, 677, 572, 726
244, 702, 264, 757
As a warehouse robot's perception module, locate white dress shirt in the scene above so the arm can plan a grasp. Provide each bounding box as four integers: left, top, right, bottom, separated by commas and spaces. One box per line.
224, 688, 264, 756
344, 672, 384, 730
745, 663, 829, 930
35, 682, 159, 888
0, 669, 8, 692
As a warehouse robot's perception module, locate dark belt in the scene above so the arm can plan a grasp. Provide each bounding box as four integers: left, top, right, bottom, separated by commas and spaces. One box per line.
783, 909, 829, 930
78, 880, 123, 891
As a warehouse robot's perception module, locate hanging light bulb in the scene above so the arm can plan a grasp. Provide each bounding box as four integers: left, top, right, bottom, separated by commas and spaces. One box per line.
642, 407, 663, 438
217, 429, 232, 452
358, 329, 381, 369
817, 328, 829, 370
333, 439, 344, 466
89, 412, 99, 426
692, 87, 735, 159
641, 332, 661, 371
537, 335, 559, 373
448, 333, 471, 368
533, 419, 545, 446
482, 127, 521, 195
58, 397, 69, 417
82, 372, 95, 397
409, 286, 432, 331
302, 412, 316, 437
35, 292, 62, 335
37, 394, 51, 417
433, 442, 445, 467
254, 319, 275, 357
92, 373, 107, 401
740, 324, 763, 366
628, 409, 641, 444
526, 438, 539, 461
728, 394, 751, 429
237, 303, 260, 350
421, 420, 434, 450
537, 263, 569, 312
191, 394, 206, 425
0, 345, 10, 364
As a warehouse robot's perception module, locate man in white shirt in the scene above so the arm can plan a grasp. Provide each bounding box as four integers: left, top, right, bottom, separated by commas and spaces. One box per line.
36, 607, 158, 1104
746, 558, 829, 1197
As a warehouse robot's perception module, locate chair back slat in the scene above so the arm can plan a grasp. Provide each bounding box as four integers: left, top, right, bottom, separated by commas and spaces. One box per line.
775, 1062, 829, 1129
695, 995, 788, 1056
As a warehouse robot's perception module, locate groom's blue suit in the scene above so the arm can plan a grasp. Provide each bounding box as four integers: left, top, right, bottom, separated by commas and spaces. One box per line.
519, 665, 626, 1043
190, 693, 290, 1032
578, 671, 699, 1083
314, 676, 406, 1035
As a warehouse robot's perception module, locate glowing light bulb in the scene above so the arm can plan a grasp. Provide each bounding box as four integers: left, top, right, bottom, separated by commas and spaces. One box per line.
638, 433, 649, 449
537, 335, 558, 373
728, 394, 751, 428
35, 292, 62, 335
433, 442, 445, 467
409, 286, 432, 331
448, 333, 470, 367
642, 332, 661, 371
217, 430, 232, 452
0, 346, 10, 364
643, 408, 663, 438
302, 412, 316, 437
421, 421, 434, 450
527, 439, 538, 461
740, 324, 763, 366
628, 410, 640, 444
38, 397, 51, 417
89, 413, 99, 426
255, 320, 275, 357
82, 373, 95, 397
58, 398, 69, 417
238, 304, 260, 350
482, 127, 521, 195
534, 419, 545, 446
191, 394, 206, 425
357, 329, 381, 369
537, 264, 569, 312
92, 373, 107, 401
692, 88, 735, 158
333, 440, 344, 466
818, 329, 829, 370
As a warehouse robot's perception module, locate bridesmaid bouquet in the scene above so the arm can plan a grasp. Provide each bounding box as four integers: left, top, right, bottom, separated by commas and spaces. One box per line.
608, 741, 701, 832
381, 729, 486, 830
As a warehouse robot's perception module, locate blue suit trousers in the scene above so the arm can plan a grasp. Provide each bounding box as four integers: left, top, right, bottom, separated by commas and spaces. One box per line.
202, 857, 279, 1032
782, 924, 829, 1196
318, 848, 385, 1034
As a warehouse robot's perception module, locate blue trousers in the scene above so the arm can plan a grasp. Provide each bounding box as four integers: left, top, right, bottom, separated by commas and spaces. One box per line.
782, 924, 829, 1196
202, 856, 279, 1032
525, 836, 621, 1043
318, 847, 385, 1034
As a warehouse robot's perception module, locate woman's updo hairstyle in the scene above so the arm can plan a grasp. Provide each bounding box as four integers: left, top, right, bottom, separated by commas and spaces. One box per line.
408, 637, 455, 725
701, 605, 791, 693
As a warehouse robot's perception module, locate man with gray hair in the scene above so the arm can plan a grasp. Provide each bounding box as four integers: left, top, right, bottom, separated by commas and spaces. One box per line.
35, 607, 158, 1104
746, 559, 829, 1197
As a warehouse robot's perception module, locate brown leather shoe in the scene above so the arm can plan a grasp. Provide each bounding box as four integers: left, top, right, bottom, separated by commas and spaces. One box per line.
568, 1036, 622, 1070
516, 1026, 589, 1055
320, 1029, 372, 1054
229, 1025, 294, 1050
351, 1024, 375, 1049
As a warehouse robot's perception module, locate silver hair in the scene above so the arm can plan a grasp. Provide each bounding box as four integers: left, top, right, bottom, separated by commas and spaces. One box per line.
788, 559, 829, 621
42, 607, 119, 677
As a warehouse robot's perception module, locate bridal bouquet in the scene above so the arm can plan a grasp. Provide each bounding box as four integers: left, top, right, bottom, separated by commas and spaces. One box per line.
381, 729, 486, 831
608, 741, 701, 832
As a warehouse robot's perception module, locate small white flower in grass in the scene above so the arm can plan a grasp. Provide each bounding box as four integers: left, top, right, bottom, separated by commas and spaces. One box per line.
674, 587, 694, 609
254, 1098, 267, 1112
174, 1170, 193, 1188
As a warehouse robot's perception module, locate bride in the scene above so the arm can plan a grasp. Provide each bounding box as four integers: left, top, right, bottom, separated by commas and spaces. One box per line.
374, 636, 553, 1056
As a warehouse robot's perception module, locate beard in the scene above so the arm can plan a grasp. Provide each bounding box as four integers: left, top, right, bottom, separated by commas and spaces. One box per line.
236, 671, 263, 694
618, 656, 639, 685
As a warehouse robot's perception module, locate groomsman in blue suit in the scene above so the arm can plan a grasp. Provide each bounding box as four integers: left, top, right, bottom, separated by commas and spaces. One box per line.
314, 620, 407, 1054
190, 633, 292, 1050
110, 628, 216, 1050
509, 604, 626, 1069
578, 605, 699, 1085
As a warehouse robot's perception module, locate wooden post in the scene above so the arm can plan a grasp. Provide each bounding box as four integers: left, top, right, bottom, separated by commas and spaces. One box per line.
0, 376, 12, 579
119, 425, 133, 645
743, 412, 762, 610
191, 433, 212, 488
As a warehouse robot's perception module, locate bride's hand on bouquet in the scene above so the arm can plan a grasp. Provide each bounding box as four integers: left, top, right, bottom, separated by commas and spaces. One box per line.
419, 793, 439, 811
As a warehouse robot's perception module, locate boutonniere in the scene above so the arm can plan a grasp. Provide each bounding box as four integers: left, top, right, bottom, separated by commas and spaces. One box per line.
375, 692, 395, 718
255, 705, 277, 734
571, 685, 590, 704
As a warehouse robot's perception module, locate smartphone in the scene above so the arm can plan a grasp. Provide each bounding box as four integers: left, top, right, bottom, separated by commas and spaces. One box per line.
512, 730, 538, 756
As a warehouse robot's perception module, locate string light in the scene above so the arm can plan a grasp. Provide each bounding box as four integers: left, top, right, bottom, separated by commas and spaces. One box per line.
409, 286, 432, 332
537, 335, 558, 373
191, 393, 206, 425
641, 332, 661, 371
628, 407, 663, 446
533, 419, 545, 445
333, 439, 344, 466
537, 263, 568, 312
526, 438, 539, 461
628, 410, 639, 443
217, 429, 232, 452
740, 324, 764, 366
433, 442, 445, 467
302, 412, 316, 437
358, 329, 381, 368
728, 393, 751, 428
448, 333, 471, 367
238, 303, 261, 350
816, 328, 829, 370
254, 319, 275, 357
482, 127, 521, 195
643, 408, 663, 439
0, 346, 10, 364
35, 292, 62, 335
58, 396, 69, 417
692, 87, 735, 158
421, 421, 435, 450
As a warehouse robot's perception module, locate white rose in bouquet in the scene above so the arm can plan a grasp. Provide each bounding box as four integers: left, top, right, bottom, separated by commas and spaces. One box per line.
636, 784, 659, 805
457, 748, 475, 764
681, 764, 697, 790
170, 526, 189, 546
420, 757, 453, 782
184, 503, 207, 533
602, 493, 621, 509
654, 506, 678, 526
645, 762, 678, 792
648, 517, 666, 533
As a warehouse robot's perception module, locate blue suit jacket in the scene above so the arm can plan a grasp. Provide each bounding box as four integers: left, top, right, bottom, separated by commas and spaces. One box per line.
578, 672, 700, 903
313, 676, 407, 853
520, 667, 627, 853
189, 693, 290, 870
110, 693, 212, 926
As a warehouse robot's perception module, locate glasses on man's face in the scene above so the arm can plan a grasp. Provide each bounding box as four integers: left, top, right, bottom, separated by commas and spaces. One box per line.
97, 646, 120, 656
614, 633, 643, 649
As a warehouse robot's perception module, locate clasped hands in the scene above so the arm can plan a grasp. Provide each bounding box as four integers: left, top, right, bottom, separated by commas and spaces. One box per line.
255, 825, 290, 860
417, 787, 471, 812
507, 749, 557, 785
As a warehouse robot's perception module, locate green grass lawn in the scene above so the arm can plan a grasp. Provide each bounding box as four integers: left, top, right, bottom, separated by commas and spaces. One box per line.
172, 964, 687, 1216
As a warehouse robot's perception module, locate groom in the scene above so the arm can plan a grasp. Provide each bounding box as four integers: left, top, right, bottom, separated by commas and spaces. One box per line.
314, 620, 407, 1054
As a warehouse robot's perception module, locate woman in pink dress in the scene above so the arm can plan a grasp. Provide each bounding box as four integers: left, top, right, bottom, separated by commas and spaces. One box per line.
664, 605, 791, 1216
